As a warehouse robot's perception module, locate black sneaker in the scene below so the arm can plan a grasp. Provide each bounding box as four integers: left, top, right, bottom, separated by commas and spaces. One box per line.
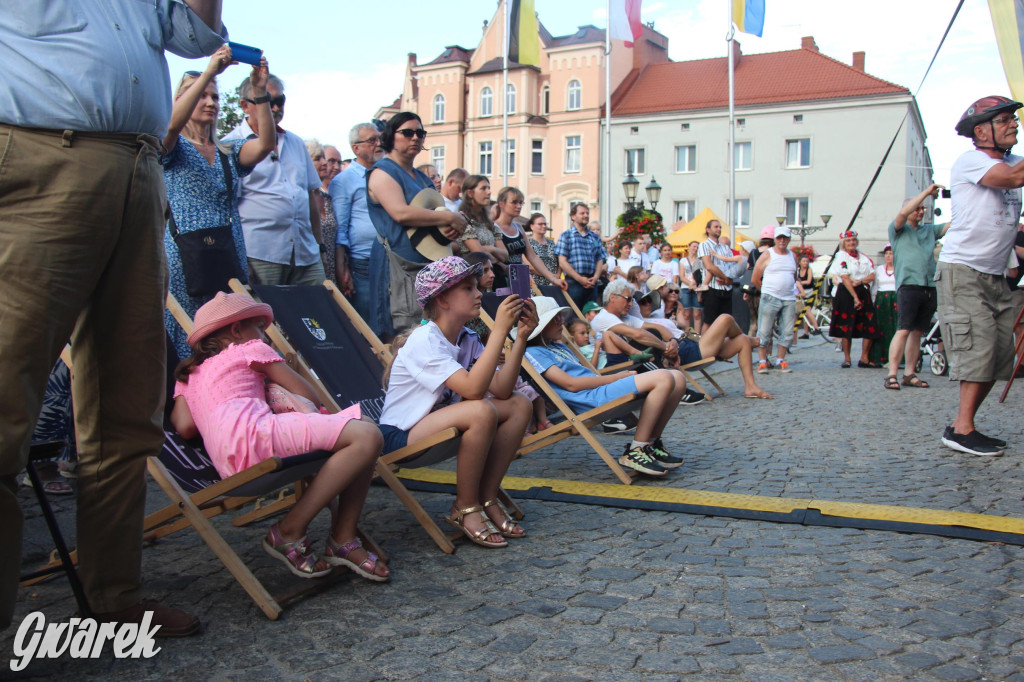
945, 425, 1006, 449
619, 444, 668, 476
601, 417, 636, 434
679, 389, 706, 405
650, 438, 685, 469
941, 427, 1004, 457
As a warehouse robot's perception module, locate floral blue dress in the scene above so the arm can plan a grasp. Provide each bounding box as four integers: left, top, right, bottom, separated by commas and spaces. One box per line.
162, 136, 252, 360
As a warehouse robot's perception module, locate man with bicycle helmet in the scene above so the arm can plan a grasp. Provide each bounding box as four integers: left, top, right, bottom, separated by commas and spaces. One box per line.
937, 96, 1023, 457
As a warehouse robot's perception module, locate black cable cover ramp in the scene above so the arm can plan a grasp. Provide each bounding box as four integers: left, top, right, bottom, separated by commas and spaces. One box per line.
392, 469, 1024, 547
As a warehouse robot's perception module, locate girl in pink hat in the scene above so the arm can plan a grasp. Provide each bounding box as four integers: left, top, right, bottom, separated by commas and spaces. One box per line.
378, 256, 537, 548
171, 292, 389, 582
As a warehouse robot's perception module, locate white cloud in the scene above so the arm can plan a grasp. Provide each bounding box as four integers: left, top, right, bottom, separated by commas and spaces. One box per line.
280, 62, 406, 151
643, 0, 1006, 179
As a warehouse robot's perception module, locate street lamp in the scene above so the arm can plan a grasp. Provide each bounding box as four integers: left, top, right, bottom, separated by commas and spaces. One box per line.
780, 212, 832, 247
622, 173, 639, 209
645, 177, 661, 211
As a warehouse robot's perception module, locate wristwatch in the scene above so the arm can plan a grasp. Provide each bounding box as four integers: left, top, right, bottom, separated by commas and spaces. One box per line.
250, 93, 271, 104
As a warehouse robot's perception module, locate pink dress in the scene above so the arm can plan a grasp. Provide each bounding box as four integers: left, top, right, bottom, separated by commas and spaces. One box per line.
174, 339, 361, 478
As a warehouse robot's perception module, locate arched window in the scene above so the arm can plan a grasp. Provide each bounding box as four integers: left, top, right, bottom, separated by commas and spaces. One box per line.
432, 94, 445, 123
480, 86, 493, 117
567, 79, 582, 111
505, 83, 517, 114
540, 86, 550, 115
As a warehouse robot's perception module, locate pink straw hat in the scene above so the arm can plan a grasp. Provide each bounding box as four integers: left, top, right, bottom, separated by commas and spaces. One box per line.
187, 292, 274, 346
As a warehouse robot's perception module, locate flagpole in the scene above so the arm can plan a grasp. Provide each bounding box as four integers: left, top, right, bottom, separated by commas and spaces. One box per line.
604, 0, 612, 237
502, 0, 510, 187
727, 3, 736, 245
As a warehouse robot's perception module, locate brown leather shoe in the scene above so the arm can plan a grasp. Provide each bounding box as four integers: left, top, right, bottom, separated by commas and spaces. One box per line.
92, 599, 200, 637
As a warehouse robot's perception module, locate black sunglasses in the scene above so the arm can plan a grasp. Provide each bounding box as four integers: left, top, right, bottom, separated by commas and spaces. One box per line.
245, 95, 286, 108
395, 128, 427, 140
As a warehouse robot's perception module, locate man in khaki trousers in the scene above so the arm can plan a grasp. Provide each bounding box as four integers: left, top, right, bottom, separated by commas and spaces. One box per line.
0, 1, 225, 636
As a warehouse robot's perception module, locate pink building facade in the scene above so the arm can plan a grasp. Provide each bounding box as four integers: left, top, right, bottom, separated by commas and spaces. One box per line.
375, 1, 668, 237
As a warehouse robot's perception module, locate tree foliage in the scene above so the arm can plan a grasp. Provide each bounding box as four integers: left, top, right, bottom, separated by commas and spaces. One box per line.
217, 85, 244, 138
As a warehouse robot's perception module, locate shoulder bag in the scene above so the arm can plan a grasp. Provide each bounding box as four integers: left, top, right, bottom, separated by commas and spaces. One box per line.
169, 150, 245, 298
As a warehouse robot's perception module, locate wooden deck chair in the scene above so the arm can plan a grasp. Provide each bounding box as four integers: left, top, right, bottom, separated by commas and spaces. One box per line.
231, 279, 521, 554
532, 283, 637, 375
479, 293, 643, 485
151, 296, 385, 620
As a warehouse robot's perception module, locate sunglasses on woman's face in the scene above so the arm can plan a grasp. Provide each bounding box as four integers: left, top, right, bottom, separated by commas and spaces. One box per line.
395, 128, 427, 140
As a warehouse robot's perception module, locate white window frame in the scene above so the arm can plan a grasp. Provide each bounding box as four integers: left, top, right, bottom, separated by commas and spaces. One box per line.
786, 138, 811, 168
785, 197, 809, 225
503, 138, 516, 176
479, 141, 493, 176
674, 200, 696, 223
734, 141, 752, 171
505, 83, 516, 114
540, 86, 550, 116
734, 198, 751, 228
432, 93, 445, 123
531, 139, 544, 175
625, 147, 646, 176
529, 199, 542, 213
674, 145, 696, 174
480, 86, 493, 117
567, 79, 582, 111
565, 135, 581, 173
431, 146, 445, 179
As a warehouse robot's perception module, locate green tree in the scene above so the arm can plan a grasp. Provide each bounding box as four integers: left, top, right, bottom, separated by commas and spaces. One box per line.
217, 85, 243, 138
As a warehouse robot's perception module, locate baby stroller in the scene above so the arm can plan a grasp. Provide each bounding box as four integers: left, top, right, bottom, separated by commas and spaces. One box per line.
915, 316, 948, 376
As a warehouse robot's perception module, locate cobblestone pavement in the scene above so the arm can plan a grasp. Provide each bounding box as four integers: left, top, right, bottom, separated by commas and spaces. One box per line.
7, 336, 1024, 680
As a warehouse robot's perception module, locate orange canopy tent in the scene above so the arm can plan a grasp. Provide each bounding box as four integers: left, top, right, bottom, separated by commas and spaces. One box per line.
665, 207, 756, 254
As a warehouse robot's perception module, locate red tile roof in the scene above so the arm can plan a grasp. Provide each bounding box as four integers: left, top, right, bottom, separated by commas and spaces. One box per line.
612, 47, 909, 116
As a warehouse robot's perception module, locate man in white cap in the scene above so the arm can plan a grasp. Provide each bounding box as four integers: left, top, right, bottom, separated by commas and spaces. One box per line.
751, 224, 803, 373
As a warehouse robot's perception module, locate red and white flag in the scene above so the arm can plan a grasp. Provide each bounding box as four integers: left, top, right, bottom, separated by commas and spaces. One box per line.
609, 0, 642, 47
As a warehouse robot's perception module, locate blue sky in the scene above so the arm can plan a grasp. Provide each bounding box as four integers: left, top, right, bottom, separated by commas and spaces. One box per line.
168, 0, 1006, 211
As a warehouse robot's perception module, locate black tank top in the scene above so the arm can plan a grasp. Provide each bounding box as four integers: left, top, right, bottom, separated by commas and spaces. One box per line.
499, 224, 527, 265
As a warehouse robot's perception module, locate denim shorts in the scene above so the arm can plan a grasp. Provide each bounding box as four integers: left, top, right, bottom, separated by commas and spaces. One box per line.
379, 423, 410, 455
757, 293, 797, 349
679, 288, 702, 310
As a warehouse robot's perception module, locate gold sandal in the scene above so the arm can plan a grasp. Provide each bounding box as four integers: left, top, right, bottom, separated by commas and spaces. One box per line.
444, 505, 508, 548
483, 498, 526, 539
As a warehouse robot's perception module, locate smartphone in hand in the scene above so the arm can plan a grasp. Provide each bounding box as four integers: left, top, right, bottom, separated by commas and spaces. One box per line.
508, 263, 532, 300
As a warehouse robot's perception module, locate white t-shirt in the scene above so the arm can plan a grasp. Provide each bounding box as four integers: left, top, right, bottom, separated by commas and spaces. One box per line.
379, 322, 464, 431
443, 195, 460, 212
875, 264, 896, 293
650, 258, 678, 282
642, 316, 683, 340
942, 149, 1023, 275
832, 250, 875, 295
608, 253, 641, 275
590, 308, 642, 338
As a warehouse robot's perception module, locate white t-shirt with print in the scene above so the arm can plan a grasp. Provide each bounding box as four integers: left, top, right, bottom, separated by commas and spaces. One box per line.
942, 149, 1023, 275
650, 259, 678, 282
379, 322, 464, 431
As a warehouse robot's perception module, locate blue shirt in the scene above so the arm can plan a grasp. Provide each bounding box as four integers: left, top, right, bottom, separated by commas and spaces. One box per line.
223, 120, 322, 266
366, 157, 433, 264
888, 220, 943, 289
329, 162, 377, 260
555, 227, 606, 277
0, 1, 226, 136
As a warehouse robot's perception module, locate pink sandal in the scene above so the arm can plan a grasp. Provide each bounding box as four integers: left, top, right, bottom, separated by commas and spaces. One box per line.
262, 523, 332, 579
324, 537, 389, 582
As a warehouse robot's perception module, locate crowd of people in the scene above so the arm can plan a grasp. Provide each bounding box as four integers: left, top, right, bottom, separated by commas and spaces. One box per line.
2, 1, 1022, 640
